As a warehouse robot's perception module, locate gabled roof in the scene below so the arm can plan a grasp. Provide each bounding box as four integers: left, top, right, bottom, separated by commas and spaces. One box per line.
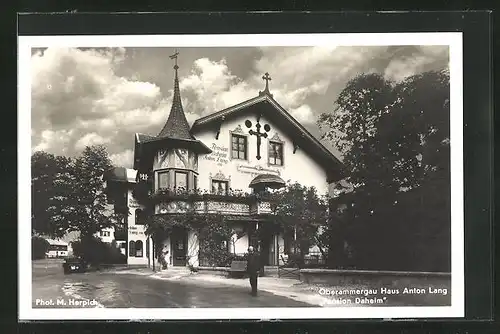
191, 92, 345, 182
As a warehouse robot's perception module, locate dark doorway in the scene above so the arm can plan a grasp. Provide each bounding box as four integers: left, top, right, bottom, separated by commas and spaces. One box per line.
259, 235, 272, 266
171, 227, 188, 266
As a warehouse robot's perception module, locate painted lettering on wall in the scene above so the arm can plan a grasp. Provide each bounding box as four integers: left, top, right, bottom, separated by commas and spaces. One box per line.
203, 143, 229, 166
128, 225, 144, 235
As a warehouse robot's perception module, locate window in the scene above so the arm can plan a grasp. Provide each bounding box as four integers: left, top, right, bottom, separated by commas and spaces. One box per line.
211, 180, 228, 195
99, 231, 110, 237
268, 141, 283, 166
193, 175, 198, 190
135, 209, 144, 225
158, 171, 169, 189
129, 241, 136, 257
146, 239, 150, 257
136, 240, 143, 257
175, 171, 188, 189
221, 239, 231, 252
231, 134, 247, 160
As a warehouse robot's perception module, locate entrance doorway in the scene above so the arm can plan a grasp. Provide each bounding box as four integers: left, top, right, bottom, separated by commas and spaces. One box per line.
171, 227, 188, 266
259, 234, 277, 266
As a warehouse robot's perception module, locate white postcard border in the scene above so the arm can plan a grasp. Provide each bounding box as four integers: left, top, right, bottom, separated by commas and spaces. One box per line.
18, 32, 464, 320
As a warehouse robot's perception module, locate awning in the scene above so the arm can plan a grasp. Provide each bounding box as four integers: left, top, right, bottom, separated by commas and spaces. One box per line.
248, 174, 286, 189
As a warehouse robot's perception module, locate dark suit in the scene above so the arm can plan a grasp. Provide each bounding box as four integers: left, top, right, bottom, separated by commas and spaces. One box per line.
247, 252, 260, 296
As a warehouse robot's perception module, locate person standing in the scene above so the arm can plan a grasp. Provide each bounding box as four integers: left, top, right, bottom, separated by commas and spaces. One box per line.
247, 246, 260, 296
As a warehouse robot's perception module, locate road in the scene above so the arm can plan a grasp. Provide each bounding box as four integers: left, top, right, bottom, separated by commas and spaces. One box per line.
32, 260, 311, 308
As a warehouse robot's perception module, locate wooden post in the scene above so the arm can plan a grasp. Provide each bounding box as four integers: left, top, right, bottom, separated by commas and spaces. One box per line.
152, 237, 155, 271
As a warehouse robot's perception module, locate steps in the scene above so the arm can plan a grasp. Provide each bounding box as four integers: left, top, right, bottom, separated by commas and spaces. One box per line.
162, 266, 191, 274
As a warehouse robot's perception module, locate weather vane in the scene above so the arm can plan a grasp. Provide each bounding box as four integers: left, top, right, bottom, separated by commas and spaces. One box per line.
169, 49, 179, 69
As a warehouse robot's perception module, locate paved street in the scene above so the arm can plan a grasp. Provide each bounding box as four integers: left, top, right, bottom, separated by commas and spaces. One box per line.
32, 260, 312, 308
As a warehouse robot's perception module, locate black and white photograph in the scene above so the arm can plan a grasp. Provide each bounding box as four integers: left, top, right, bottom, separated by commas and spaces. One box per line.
18, 33, 464, 320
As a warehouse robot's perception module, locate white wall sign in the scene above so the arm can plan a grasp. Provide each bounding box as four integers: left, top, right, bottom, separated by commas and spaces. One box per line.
237, 165, 280, 176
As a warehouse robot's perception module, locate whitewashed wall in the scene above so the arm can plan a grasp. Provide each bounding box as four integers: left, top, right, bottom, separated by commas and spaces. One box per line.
231, 233, 249, 255
195, 113, 330, 196
127, 188, 149, 266
187, 230, 199, 267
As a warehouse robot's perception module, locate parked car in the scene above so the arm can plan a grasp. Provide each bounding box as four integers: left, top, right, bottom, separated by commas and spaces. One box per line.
63, 257, 87, 274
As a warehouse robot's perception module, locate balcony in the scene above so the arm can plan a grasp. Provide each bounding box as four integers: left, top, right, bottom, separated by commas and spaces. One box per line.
150, 187, 275, 216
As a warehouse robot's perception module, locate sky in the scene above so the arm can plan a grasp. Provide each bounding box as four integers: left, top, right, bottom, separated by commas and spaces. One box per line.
30, 45, 449, 168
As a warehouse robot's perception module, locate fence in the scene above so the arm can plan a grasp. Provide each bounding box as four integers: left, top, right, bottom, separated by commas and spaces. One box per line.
302, 251, 327, 268
278, 251, 327, 279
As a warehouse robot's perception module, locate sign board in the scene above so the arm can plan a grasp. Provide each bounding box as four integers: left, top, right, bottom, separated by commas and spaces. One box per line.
237, 165, 280, 176
128, 225, 145, 236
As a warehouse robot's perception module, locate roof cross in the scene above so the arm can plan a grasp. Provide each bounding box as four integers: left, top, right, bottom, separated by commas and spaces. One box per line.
262, 72, 271, 91
259, 72, 273, 97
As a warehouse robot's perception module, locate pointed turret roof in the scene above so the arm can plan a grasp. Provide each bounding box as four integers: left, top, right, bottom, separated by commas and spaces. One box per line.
157, 55, 194, 140
133, 51, 212, 170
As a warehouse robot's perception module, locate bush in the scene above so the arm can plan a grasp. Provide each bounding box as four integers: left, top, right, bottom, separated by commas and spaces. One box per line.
199, 247, 233, 267
32, 236, 49, 260
228, 253, 248, 262
72, 236, 126, 266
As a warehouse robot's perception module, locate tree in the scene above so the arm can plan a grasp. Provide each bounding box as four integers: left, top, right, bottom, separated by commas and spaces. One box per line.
270, 182, 329, 265
48, 145, 124, 240
32, 236, 49, 260
31, 151, 72, 238
318, 73, 396, 192
318, 70, 451, 271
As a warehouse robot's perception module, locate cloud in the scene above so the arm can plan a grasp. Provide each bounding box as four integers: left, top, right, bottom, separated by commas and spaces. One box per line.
384, 46, 449, 82
289, 105, 314, 123
33, 129, 75, 154
109, 149, 134, 168
180, 57, 254, 118
30, 45, 449, 168
31, 47, 169, 168
74, 132, 110, 151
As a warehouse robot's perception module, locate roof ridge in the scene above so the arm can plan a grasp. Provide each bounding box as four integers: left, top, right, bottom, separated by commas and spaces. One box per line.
192, 94, 266, 127
190, 93, 343, 168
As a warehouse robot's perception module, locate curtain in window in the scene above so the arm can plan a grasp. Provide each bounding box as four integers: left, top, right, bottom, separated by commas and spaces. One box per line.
136, 240, 143, 257
158, 171, 169, 189
129, 241, 136, 257
175, 172, 187, 189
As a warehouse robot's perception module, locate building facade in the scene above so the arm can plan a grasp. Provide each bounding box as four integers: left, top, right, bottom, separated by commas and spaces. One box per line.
106, 57, 343, 269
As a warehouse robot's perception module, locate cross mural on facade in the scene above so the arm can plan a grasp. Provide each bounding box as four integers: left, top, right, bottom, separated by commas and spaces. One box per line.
245, 114, 271, 160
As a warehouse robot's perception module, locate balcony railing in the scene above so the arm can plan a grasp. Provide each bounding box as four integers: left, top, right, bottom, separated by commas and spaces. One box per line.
151, 187, 274, 203
151, 187, 276, 216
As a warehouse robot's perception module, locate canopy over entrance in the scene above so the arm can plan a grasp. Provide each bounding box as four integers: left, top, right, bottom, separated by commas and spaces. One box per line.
249, 174, 286, 190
